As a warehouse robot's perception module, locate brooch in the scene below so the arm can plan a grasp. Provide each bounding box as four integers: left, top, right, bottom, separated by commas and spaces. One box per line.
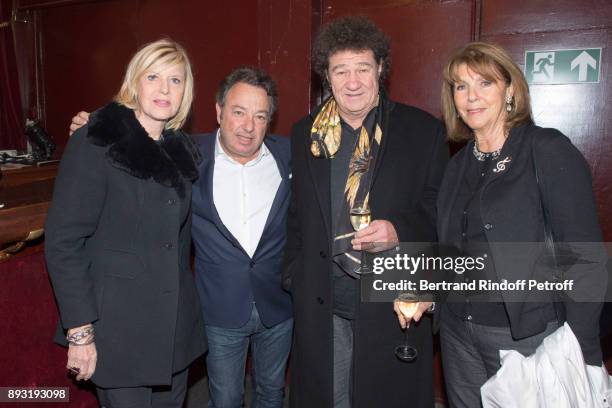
492, 156, 512, 173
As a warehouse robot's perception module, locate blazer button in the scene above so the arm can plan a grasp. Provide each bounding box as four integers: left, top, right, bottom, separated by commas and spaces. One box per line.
250, 260, 255, 268
319, 251, 327, 259
167, 199, 177, 205
317, 297, 324, 304
163, 242, 174, 250
484, 223, 494, 231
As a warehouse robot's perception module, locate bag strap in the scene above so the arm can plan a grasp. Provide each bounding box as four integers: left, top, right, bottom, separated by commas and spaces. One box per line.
532, 135, 558, 267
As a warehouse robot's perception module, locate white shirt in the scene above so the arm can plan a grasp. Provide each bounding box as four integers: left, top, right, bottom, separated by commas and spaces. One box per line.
212, 130, 282, 258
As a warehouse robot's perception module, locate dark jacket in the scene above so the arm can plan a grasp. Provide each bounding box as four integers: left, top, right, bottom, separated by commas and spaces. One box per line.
437, 123, 606, 365
283, 98, 449, 408
191, 133, 293, 328
45, 103, 207, 388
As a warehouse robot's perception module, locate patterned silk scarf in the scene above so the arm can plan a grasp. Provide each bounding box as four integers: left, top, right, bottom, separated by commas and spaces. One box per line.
310, 94, 384, 278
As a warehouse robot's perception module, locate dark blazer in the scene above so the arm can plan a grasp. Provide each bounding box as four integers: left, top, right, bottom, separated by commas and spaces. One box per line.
283, 98, 449, 408
437, 123, 606, 365
191, 132, 292, 328
45, 103, 207, 388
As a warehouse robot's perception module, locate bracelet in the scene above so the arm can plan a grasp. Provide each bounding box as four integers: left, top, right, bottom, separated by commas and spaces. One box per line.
66, 326, 95, 345
70, 336, 95, 346
427, 302, 436, 313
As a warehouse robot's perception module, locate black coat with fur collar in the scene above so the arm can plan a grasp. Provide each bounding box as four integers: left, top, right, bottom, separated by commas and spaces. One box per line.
45, 103, 206, 388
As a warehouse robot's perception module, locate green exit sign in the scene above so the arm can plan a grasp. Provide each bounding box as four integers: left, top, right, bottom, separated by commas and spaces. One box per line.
524, 48, 601, 84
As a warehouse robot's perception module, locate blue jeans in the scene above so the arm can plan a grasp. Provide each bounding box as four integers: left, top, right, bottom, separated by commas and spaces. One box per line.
205, 304, 293, 408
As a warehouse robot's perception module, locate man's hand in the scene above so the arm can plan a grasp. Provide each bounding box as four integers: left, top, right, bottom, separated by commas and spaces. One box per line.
351, 219, 398, 253
393, 301, 432, 329
69, 111, 90, 136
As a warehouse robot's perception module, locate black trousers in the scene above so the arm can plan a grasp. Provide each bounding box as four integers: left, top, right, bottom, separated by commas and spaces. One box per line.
96, 368, 188, 408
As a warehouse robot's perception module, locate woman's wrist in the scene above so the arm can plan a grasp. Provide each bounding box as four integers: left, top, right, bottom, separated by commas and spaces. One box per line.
66, 324, 95, 346
67, 323, 93, 335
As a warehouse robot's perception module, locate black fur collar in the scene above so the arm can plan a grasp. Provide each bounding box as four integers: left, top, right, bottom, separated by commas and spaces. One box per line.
87, 102, 201, 198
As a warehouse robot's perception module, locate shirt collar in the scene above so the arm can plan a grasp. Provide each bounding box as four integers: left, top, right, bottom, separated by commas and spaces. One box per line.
339, 106, 377, 133
214, 129, 269, 166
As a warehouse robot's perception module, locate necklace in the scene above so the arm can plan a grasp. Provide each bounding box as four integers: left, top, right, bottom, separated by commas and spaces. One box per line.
472, 142, 501, 161
472, 130, 509, 161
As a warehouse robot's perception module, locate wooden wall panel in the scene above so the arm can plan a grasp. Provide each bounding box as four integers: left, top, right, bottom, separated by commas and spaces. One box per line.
481, 2, 612, 240
481, 0, 612, 36
258, 0, 319, 134
38, 0, 260, 150
322, 0, 473, 116
41, 1, 138, 149
133, 0, 260, 134
17, 0, 102, 8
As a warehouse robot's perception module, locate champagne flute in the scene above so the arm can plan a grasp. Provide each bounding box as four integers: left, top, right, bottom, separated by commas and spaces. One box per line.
394, 292, 418, 362
350, 200, 372, 274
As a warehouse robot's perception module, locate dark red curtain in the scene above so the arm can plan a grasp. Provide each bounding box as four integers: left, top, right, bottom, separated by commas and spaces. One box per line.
0, 0, 26, 150
0, 251, 98, 406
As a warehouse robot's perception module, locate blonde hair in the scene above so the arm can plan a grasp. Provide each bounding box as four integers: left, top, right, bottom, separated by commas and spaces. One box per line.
115, 38, 194, 130
441, 42, 532, 142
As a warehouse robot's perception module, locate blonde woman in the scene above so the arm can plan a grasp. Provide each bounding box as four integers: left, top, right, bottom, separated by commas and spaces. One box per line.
45, 39, 206, 407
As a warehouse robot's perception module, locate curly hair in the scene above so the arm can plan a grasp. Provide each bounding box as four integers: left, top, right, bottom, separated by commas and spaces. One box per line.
312, 16, 391, 87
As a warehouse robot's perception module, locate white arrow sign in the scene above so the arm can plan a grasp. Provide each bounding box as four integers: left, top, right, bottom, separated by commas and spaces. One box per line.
571, 51, 597, 81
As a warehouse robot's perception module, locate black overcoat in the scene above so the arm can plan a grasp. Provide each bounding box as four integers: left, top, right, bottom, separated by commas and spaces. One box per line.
45, 103, 207, 388
283, 98, 449, 408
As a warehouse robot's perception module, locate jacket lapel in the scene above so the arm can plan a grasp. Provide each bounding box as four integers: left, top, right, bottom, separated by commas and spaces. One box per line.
252, 137, 291, 258
260, 137, 290, 232
370, 97, 394, 189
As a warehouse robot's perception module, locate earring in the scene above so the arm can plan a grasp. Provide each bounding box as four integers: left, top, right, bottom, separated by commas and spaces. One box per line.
505, 95, 513, 112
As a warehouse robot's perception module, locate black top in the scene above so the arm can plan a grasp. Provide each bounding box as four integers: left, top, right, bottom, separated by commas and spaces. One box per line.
444, 153, 511, 326
331, 119, 361, 319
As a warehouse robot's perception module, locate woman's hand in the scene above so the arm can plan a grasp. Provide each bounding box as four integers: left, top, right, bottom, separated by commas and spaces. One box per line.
66, 324, 97, 381
67, 343, 97, 381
